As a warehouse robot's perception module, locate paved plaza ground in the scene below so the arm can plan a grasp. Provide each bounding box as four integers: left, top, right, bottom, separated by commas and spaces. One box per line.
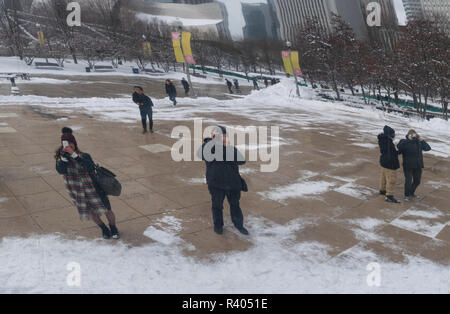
1, 75, 448, 265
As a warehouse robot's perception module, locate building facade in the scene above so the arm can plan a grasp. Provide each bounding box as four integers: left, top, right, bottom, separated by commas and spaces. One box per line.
269, 0, 399, 42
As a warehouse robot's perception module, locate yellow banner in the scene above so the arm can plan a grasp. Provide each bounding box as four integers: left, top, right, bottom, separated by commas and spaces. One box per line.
142, 42, 152, 57
282, 50, 293, 75
38, 31, 45, 48
172, 32, 185, 63
182, 32, 195, 65
291, 51, 303, 76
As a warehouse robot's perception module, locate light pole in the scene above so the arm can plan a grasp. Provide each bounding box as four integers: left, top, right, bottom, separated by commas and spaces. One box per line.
286, 41, 300, 97
178, 26, 195, 96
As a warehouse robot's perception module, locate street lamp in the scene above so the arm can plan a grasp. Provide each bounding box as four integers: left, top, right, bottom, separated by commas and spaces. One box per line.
286, 41, 300, 97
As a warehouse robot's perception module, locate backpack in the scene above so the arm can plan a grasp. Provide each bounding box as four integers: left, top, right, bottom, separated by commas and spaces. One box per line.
94, 165, 122, 196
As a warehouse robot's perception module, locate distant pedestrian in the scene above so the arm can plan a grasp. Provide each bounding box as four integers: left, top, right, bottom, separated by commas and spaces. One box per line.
55, 128, 120, 240
264, 78, 269, 88
181, 78, 190, 96
197, 126, 249, 236
165, 79, 177, 106
271, 78, 276, 85
252, 78, 259, 90
378, 126, 401, 204
132, 86, 154, 134
233, 79, 241, 94
226, 79, 234, 94
398, 130, 432, 201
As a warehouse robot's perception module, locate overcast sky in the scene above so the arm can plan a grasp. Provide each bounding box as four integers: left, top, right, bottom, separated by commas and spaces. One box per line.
217, 0, 408, 39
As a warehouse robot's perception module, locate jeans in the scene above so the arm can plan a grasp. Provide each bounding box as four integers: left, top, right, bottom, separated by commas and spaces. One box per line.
209, 187, 244, 228
404, 168, 422, 197
139, 105, 153, 131
169, 95, 177, 106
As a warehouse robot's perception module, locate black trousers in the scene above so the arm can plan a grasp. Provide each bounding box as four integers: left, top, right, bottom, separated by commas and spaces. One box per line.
140, 105, 153, 131
209, 187, 244, 228
404, 168, 422, 197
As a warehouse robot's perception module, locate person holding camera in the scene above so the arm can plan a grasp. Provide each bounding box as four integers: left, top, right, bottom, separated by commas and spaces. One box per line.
398, 130, 432, 201
197, 126, 249, 236
55, 128, 120, 239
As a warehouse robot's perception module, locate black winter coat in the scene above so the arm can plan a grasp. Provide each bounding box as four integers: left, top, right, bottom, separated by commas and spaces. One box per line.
166, 84, 177, 97
198, 138, 246, 191
398, 137, 431, 169
378, 133, 400, 170
56, 152, 111, 210
132, 92, 154, 107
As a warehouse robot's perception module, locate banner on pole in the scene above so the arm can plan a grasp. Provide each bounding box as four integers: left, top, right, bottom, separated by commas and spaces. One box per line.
282, 50, 302, 76
182, 32, 196, 65
38, 31, 45, 48
291, 51, 303, 76
142, 42, 152, 57
172, 32, 185, 63
282, 50, 293, 75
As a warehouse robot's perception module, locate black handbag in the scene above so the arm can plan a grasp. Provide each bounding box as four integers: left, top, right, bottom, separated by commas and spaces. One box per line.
94, 164, 122, 196
240, 175, 248, 192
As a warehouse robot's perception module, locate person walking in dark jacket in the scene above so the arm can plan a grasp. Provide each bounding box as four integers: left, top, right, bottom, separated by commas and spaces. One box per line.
226, 79, 234, 94
181, 78, 190, 96
55, 128, 120, 240
197, 126, 249, 236
252, 78, 259, 90
378, 126, 401, 203
165, 80, 177, 106
398, 130, 432, 201
264, 78, 269, 88
233, 79, 241, 94
132, 86, 154, 134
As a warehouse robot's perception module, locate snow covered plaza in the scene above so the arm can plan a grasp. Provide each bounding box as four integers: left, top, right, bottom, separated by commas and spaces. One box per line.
0, 56, 449, 294
0, 0, 449, 296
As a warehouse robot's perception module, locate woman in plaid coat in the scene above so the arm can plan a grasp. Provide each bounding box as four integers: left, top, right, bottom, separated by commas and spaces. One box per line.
55, 128, 120, 239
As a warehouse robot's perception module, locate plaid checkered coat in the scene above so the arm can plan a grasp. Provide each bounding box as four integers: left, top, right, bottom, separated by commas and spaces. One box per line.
56, 152, 111, 220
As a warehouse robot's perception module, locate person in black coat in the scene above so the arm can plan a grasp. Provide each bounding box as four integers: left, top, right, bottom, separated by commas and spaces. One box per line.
197, 126, 249, 236
225, 79, 234, 94
233, 79, 241, 94
165, 80, 177, 106
181, 78, 190, 95
132, 86, 154, 134
378, 126, 401, 203
398, 130, 432, 200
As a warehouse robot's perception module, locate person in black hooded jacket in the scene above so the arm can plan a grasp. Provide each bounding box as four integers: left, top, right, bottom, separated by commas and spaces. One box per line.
378, 125, 400, 203
197, 126, 249, 236
398, 130, 432, 200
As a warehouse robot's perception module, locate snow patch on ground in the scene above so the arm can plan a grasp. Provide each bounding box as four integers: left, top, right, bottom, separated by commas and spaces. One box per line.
334, 183, 377, 199
143, 216, 185, 246
0, 216, 448, 293
0, 197, 8, 203
259, 180, 335, 203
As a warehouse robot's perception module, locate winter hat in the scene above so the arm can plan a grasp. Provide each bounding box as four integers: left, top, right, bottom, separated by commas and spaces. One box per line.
61, 127, 77, 148
134, 86, 143, 91
383, 125, 395, 138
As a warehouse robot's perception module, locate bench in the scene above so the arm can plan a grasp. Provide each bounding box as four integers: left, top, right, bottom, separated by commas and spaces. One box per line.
192, 72, 207, 79
94, 65, 115, 72
142, 68, 164, 74
35, 62, 62, 70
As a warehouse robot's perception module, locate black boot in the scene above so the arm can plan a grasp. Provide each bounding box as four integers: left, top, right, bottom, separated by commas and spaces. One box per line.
380, 190, 386, 196
110, 224, 120, 240
214, 225, 223, 235
99, 223, 111, 239
386, 195, 400, 204
236, 226, 249, 235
